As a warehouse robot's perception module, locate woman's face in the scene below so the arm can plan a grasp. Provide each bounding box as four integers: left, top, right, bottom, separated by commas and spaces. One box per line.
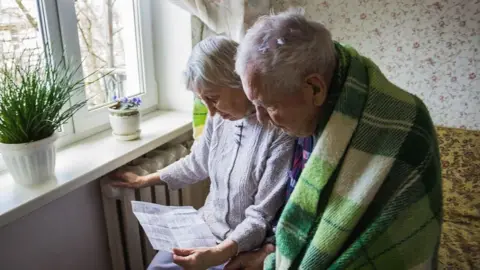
196, 87, 252, 121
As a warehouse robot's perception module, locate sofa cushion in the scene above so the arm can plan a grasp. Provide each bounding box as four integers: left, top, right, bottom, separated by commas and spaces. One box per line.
436, 126, 480, 269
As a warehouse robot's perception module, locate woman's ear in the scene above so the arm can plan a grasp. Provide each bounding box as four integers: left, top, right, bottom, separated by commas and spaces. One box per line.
305, 74, 327, 107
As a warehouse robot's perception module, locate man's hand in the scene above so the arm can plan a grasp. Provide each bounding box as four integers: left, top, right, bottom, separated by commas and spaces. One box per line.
224, 244, 275, 270
109, 170, 154, 189
172, 240, 238, 270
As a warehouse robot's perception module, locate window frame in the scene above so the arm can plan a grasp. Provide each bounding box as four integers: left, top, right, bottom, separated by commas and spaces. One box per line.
57, 0, 158, 133
0, 0, 159, 171
41, 0, 75, 136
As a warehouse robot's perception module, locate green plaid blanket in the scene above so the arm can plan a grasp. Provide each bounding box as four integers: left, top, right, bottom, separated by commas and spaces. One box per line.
265, 44, 442, 270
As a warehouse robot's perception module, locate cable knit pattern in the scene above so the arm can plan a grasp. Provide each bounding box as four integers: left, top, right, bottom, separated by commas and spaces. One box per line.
159, 114, 295, 252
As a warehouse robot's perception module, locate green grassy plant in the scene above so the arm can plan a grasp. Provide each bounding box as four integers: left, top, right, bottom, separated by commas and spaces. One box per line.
0, 49, 101, 144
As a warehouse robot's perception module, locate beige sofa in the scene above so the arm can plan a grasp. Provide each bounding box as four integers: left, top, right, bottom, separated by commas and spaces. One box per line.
436, 126, 480, 269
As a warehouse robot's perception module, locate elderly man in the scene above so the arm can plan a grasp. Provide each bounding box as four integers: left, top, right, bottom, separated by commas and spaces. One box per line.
227, 9, 442, 270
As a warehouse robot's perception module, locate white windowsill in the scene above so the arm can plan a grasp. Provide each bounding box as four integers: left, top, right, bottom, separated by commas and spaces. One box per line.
0, 110, 192, 228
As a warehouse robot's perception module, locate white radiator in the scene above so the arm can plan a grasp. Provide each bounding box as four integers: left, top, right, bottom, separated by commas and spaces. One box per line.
100, 140, 208, 270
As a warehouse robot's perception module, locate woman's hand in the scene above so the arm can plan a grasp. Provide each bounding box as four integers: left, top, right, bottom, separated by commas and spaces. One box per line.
172, 240, 238, 270
224, 244, 275, 270
110, 170, 159, 189
172, 247, 219, 270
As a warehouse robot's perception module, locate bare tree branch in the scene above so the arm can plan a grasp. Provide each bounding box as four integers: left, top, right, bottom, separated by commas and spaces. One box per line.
76, 3, 107, 65
77, 23, 107, 65
15, 0, 38, 29
112, 27, 123, 36
0, 25, 18, 31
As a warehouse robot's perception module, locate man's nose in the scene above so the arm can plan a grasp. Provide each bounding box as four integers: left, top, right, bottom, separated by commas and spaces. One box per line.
256, 106, 270, 125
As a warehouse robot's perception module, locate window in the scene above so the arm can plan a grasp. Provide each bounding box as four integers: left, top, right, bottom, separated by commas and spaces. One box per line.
75, 0, 144, 109
59, 0, 157, 132
0, 0, 43, 67
0, 0, 45, 171
0, 0, 157, 170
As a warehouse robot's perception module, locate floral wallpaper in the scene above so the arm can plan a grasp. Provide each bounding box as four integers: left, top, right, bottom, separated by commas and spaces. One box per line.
274, 0, 480, 130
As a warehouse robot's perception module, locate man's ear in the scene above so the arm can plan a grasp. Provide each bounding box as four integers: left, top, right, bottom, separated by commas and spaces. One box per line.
305, 74, 327, 107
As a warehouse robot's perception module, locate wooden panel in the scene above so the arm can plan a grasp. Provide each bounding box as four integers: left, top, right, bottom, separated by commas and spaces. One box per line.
181, 180, 209, 209
100, 140, 195, 270
169, 189, 181, 206
181, 185, 193, 207
122, 189, 144, 270
154, 185, 168, 205
139, 187, 156, 264
101, 181, 126, 270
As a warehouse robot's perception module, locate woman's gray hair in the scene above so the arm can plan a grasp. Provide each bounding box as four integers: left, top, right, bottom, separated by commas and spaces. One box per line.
185, 36, 242, 92
235, 8, 336, 96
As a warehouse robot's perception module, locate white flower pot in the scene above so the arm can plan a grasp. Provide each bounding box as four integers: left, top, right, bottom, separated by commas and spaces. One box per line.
0, 134, 57, 186
108, 108, 141, 141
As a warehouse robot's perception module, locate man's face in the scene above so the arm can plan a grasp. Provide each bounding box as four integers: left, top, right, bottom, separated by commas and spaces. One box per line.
243, 72, 320, 137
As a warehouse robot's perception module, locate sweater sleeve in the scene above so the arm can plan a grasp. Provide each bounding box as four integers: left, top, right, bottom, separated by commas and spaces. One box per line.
227, 130, 294, 252
158, 116, 213, 190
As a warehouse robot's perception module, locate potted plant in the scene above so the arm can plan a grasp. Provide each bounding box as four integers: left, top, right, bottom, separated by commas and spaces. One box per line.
0, 50, 100, 186
108, 96, 142, 141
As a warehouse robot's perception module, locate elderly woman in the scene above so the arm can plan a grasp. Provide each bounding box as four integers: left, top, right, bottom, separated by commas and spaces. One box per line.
112, 36, 294, 270
229, 9, 442, 270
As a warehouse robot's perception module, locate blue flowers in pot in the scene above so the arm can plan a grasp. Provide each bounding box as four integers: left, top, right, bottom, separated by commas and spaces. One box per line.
109, 96, 142, 141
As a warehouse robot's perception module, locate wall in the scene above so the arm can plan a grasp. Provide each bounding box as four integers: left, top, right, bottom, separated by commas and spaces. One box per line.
152, 0, 194, 112
274, 0, 480, 130
0, 3, 194, 270
0, 181, 111, 270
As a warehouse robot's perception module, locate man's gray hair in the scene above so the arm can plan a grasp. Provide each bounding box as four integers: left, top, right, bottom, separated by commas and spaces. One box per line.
185, 36, 242, 92
235, 8, 336, 95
